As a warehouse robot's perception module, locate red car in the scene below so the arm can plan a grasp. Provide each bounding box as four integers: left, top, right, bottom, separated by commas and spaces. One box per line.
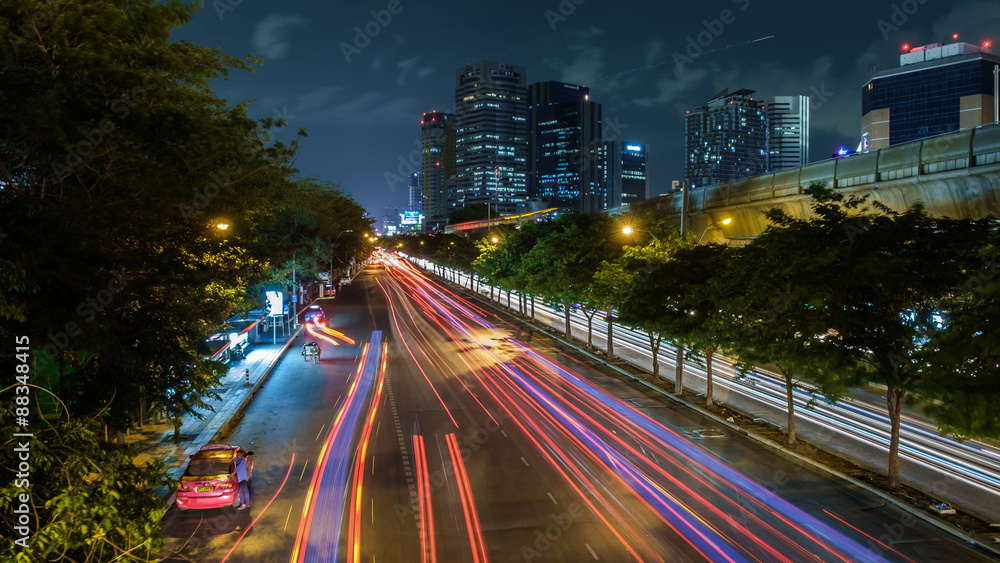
176, 444, 253, 510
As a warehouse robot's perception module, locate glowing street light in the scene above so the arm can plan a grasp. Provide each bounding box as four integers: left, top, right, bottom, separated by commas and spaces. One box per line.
697, 217, 732, 244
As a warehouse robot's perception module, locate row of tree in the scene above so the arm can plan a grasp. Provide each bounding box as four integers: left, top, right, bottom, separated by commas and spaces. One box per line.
391, 185, 1000, 493
0, 1, 371, 560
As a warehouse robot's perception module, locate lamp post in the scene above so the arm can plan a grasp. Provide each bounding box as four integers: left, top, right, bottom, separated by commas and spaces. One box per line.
697, 217, 732, 244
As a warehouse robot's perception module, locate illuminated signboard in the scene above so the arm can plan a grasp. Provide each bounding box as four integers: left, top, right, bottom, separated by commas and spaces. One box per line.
626, 144, 643, 152
265, 290, 283, 316
400, 211, 423, 225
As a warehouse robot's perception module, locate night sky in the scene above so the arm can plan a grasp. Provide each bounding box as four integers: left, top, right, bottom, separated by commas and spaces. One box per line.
174, 0, 999, 220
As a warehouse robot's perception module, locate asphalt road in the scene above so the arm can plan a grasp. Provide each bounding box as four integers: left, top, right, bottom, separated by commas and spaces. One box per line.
158, 259, 998, 562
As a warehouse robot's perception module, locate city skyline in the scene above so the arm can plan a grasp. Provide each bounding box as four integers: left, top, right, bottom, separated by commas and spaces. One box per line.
174, 0, 1000, 218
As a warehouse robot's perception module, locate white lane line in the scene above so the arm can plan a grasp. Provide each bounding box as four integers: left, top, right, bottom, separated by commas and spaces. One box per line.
547, 492, 558, 505
585, 543, 598, 559
521, 457, 529, 466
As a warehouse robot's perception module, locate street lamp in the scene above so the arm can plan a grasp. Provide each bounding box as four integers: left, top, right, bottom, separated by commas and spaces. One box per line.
697, 217, 732, 244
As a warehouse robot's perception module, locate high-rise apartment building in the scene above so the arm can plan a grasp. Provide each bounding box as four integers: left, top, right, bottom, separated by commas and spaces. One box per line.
684, 88, 768, 189
862, 41, 999, 150
454, 61, 528, 217
763, 96, 809, 170
527, 81, 603, 212
420, 110, 455, 222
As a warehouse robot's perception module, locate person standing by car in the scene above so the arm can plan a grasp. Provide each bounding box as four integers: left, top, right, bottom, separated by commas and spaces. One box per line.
234, 449, 250, 510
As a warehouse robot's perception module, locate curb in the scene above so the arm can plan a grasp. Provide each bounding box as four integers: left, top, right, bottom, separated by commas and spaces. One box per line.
161, 325, 303, 510
213, 325, 303, 441
432, 270, 1000, 559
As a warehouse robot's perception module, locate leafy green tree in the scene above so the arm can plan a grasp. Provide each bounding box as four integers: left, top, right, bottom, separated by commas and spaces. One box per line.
719, 242, 854, 448
0, 399, 170, 562
449, 203, 496, 225
613, 229, 688, 382
665, 244, 730, 406
917, 242, 1000, 440
519, 213, 617, 341
757, 185, 993, 485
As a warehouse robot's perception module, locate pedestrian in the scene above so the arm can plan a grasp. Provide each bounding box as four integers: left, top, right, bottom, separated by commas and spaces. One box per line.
234, 449, 250, 510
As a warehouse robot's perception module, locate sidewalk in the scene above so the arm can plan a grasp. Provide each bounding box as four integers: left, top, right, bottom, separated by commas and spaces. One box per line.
127, 322, 303, 503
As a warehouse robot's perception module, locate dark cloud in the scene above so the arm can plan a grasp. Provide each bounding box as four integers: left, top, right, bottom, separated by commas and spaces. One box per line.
173, 0, 1000, 217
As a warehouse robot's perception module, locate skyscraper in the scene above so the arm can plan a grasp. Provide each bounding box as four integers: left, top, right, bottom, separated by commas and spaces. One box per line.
420, 110, 455, 223
684, 88, 768, 189
604, 141, 648, 209
862, 41, 999, 150
454, 61, 528, 217
408, 172, 423, 212
528, 81, 603, 212
763, 96, 809, 170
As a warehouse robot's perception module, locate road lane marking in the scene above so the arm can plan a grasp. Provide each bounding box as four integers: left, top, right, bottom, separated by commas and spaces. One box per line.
316, 423, 326, 441
284, 504, 295, 533
501, 430, 508, 437
299, 459, 309, 482
521, 457, 529, 466
585, 543, 599, 559
547, 492, 558, 505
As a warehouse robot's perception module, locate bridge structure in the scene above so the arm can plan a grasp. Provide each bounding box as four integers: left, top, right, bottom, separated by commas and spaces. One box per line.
633, 122, 1000, 243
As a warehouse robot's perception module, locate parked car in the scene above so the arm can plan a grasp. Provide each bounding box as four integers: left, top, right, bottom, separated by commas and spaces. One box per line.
340, 276, 351, 286
175, 444, 253, 510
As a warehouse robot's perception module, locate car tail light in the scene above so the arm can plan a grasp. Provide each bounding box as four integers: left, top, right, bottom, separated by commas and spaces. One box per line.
218, 479, 235, 491
178, 483, 191, 492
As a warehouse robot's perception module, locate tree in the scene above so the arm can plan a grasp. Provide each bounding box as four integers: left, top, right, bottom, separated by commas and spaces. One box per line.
667, 244, 730, 407
449, 203, 496, 225
719, 242, 854, 448
918, 241, 1000, 440
0, 400, 171, 562
755, 184, 994, 485
614, 229, 689, 383
519, 213, 617, 341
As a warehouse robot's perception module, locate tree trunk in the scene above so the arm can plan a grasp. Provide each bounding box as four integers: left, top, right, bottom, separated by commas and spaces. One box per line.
585, 312, 594, 348
675, 344, 685, 396
563, 301, 572, 338
530, 295, 535, 319
705, 345, 715, 407
887, 385, 906, 490
606, 308, 614, 358
780, 366, 797, 448
506, 289, 511, 311
648, 332, 660, 380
